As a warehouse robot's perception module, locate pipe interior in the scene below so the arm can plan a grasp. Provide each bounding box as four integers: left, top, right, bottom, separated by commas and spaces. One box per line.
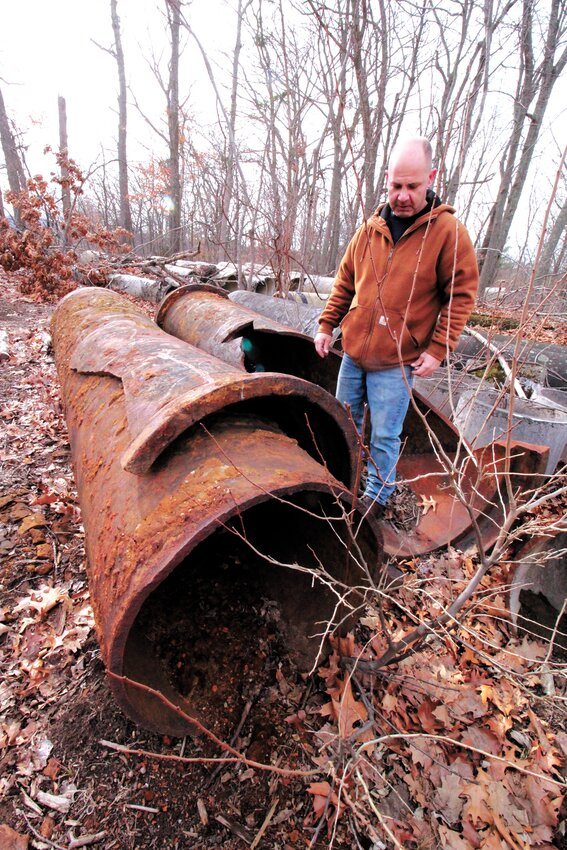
239, 329, 339, 396
122, 491, 380, 733
237, 331, 460, 458
155, 399, 354, 489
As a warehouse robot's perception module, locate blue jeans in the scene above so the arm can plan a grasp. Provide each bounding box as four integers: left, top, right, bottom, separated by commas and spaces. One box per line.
336, 354, 413, 504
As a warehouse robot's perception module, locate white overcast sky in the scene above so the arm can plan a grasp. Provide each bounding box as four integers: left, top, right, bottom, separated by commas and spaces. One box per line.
0, 0, 236, 175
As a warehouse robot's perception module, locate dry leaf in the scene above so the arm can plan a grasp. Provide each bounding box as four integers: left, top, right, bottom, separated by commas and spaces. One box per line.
418, 494, 437, 514
17, 512, 46, 534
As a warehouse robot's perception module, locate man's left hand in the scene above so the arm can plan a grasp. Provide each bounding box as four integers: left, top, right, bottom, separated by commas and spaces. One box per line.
411, 352, 441, 377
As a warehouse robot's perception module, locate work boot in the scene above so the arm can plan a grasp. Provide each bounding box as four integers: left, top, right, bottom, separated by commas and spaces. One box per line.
358, 494, 386, 521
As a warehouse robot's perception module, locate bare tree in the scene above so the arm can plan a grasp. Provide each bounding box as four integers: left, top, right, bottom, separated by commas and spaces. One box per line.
428, 0, 517, 207
243, 0, 324, 289
538, 168, 567, 280
58, 95, 71, 232
0, 86, 26, 226
307, 3, 353, 273
215, 0, 253, 264
478, 0, 567, 292
110, 0, 133, 235
165, 0, 182, 254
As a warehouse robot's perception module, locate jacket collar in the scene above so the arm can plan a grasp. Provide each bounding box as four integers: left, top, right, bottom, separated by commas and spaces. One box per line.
370, 191, 455, 234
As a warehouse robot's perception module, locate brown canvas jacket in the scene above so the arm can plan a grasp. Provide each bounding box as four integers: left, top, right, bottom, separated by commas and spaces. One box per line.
318, 203, 479, 370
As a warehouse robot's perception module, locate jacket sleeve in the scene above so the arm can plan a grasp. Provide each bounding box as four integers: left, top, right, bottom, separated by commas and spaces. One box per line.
427, 219, 479, 362
317, 228, 361, 335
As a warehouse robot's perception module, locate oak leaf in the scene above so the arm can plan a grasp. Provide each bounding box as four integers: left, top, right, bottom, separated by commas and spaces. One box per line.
432, 772, 466, 825
418, 494, 437, 514
438, 824, 476, 849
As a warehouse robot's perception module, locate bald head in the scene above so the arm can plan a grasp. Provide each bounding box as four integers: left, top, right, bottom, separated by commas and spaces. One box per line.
385, 137, 436, 218
389, 137, 433, 172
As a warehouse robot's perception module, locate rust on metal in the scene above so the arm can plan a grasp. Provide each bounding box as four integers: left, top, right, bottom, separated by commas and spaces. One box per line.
385, 439, 549, 556
51, 287, 384, 735
156, 283, 343, 398
69, 286, 358, 485
156, 285, 549, 557
229, 288, 332, 340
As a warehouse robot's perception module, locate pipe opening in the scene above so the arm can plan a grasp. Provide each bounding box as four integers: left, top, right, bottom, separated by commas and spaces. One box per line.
121, 491, 380, 735
239, 329, 338, 395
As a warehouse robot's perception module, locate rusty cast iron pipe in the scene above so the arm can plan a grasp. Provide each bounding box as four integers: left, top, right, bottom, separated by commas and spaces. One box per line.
156, 285, 549, 557
156, 283, 344, 401
51, 288, 384, 735
229, 288, 337, 341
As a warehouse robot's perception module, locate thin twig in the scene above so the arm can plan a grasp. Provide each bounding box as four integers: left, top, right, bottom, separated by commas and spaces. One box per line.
104, 673, 318, 777
204, 696, 255, 787
68, 831, 108, 849
17, 809, 67, 850
250, 797, 279, 849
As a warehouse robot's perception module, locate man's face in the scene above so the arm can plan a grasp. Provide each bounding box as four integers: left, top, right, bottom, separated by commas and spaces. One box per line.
386, 154, 436, 218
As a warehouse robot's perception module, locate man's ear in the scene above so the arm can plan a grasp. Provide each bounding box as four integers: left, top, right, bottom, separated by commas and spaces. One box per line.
428, 168, 437, 187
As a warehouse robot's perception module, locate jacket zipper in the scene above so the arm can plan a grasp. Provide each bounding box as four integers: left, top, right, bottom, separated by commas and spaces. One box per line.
360, 234, 395, 364
358, 214, 436, 364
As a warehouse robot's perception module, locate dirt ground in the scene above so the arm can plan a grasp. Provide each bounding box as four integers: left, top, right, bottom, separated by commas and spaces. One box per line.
1, 270, 566, 850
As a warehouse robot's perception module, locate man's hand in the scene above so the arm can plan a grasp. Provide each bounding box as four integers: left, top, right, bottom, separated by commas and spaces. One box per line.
411, 352, 441, 377
314, 332, 333, 358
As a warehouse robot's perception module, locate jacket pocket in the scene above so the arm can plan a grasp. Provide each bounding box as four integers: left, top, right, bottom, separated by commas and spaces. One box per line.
340, 305, 371, 360
383, 309, 421, 358
362, 308, 422, 369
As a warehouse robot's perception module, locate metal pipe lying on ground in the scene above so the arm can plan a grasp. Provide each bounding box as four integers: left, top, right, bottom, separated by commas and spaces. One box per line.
157, 285, 549, 558
157, 283, 343, 399
229, 288, 337, 342
51, 287, 384, 735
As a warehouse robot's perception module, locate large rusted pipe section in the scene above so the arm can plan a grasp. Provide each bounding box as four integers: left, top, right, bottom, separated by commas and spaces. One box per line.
156, 283, 343, 397
229, 288, 334, 340
157, 285, 549, 557
51, 288, 383, 735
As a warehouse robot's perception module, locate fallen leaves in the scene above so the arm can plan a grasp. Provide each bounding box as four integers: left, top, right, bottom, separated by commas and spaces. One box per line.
1, 271, 565, 849
308, 545, 566, 849
12, 583, 70, 619
0, 824, 29, 850
0, 289, 93, 828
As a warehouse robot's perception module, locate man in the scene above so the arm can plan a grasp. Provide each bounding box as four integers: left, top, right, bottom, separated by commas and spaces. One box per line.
314, 137, 478, 518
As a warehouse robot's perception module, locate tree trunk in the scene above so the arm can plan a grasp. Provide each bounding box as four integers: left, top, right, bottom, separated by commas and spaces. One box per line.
478, 0, 567, 292
110, 0, 133, 235
166, 0, 182, 255
217, 0, 249, 262
58, 95, 71, 237
537, 186, 567, 310
0, 86, 26, 226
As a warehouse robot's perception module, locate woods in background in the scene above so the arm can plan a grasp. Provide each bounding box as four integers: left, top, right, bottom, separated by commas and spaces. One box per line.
0, 0, 566, 305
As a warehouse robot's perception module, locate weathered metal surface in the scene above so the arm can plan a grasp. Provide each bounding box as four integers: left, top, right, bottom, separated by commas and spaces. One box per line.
157, 284, 342, 390
156, 283, 354, 469
229, 289, 336, 340
507, 530, 567, 631
51, 287, 384, 735
454, 386, 567, 474
384, 439, 549, 557
156, 285, 550, 557
456, 331, 567, 390
67, 287, 357, 485
107, 273, 175, 304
